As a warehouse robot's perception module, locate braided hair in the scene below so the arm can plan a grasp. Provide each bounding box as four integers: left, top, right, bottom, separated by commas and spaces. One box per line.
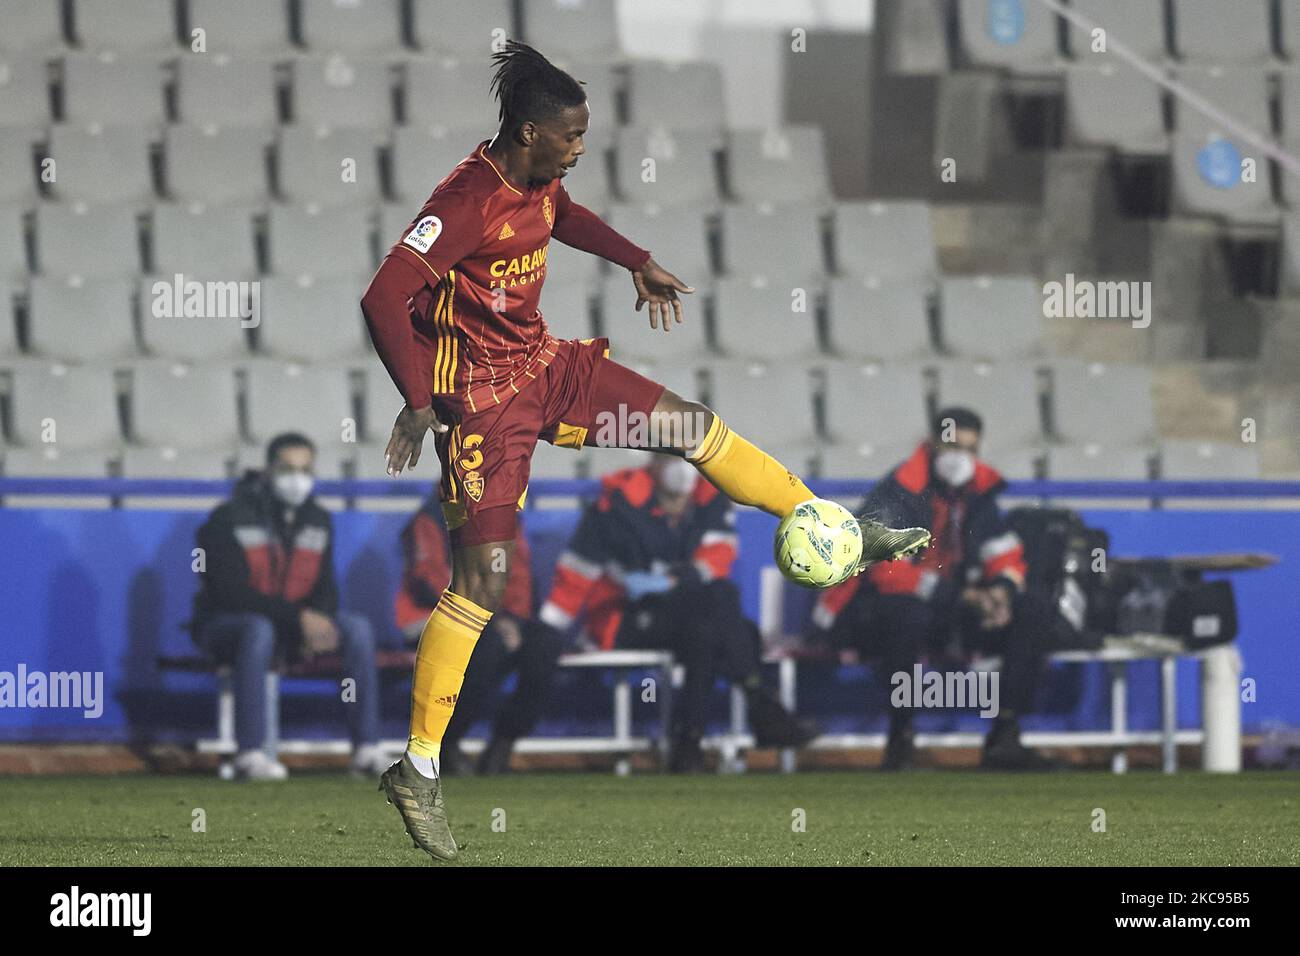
489, 40, 587, 131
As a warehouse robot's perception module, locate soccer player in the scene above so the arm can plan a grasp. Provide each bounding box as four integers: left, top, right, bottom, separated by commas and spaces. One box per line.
361, 41, 929, 860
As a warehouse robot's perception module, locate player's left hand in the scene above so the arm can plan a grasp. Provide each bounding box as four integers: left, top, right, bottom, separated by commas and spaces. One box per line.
632, 257, 694, 333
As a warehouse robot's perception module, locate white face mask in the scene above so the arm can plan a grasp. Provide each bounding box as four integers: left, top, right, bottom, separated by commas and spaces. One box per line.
657, 457, 698, 496
272, 471, 314, 507
934, 449, 976, 488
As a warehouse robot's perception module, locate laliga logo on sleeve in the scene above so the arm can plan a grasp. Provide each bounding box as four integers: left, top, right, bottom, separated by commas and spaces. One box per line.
404, 215, 443, 254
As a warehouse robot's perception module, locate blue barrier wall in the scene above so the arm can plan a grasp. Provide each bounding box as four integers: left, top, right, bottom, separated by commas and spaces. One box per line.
1, 504, 1296, 742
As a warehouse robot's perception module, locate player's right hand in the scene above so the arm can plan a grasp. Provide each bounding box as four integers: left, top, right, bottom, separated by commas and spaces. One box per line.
386, 404, 447, 475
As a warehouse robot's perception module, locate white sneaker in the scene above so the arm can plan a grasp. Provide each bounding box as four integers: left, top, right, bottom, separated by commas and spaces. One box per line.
233, 750, 289, 781
350, 743, 393, 777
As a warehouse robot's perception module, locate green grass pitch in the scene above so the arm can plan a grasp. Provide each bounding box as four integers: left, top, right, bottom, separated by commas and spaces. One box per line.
2, 771, 1298, 866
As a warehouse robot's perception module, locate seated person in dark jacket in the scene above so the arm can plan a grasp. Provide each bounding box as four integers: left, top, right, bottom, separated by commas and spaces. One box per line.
396, 496, 562, 775
191, 432, 385, 780
537, 454, 817, 772
810, 407, 1059, 771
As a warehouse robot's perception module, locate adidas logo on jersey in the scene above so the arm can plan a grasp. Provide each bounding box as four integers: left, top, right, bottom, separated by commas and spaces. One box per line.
497, 222, 515, 240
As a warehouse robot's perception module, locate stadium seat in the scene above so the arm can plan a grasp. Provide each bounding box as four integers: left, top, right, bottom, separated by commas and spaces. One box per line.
137, 279, 252, 361
72, 0, 178, 56
297, 0, 407, 56
389, 125, 491, 202
955, 0, 1062, 73
536, 276, 592, 341
711, 275, 821, 361
933, 361, 1044, 451
234, 440, 351, 479
243, 363, 358, 454
291, 55, 394, 130
605, 204, 711, 287
1, 445, 115, 476
612, 126, 718, 210
267, 205, 374, 276
938, 276, 1044, 358
0, 204, 29, 282
982, 444, 1040, 480
27, 276, 138, 362
47, 125, 155, 204
173, 55, 279, 129
1283, 0, 1300, 60
818, 441, 918, 480
151, 204, 258, 278
185, 0, 294, 57
1170, 131, 1279, 227
275, 127, 383, 206
1050, 361, 1156, 446
411, 0, 515, 58
253, 274, 372, 363
625, 60, 725, 136
361, 366, 408, 443
704, 360, 817, 448
598, 274, 708, 362
821, 362, 929, 448
119, 445, 234, 478
0, 54, 52, 128
1066, 0, 1168, 61
7, 364, 122, 449
60, 54, 167, 127
129, 363, 239, 450
0, 278, 16, 357
1064, 65, 1167, 155
557, 122, 613, 210
719, 204, 825, 286
163, 125, 271, 206
1173, 68, 1271, 139
546, 227, 606, 286
0, 2, 64, 54
825, 276, 934, 362
402, 57, 498, 131
1159, 440, 1261, 479
0, 135, 37, 204
1046, 443, 1151, 479
1281, 213, 1300, 291
1171, 0, 1274, 64
550, 58, 618, 136
519, 0, 621, 62
725, 127, 831, 208
35, 203, 140, 278
832, 200, 937, 281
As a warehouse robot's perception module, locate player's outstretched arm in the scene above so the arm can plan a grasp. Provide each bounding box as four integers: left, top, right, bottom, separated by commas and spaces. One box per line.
632, 257, 695, 333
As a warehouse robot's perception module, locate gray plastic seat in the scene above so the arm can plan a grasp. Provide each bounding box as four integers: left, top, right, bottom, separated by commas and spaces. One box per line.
0, 54, 52, 128
933, 361, 1043, 451
27, 276, 138, 362
545, 231, 605, 287
253, 275, 372, 363
606, 204, 710, 286
1160, 440, 1261, 479
0, 136, 37, 204
1281, 213, 1300, 291
276, 127, 383, 206
35, 203, 139, 278
186, 0, 294, 57
0, 205, 25, 282
234, 440, 351, 479
0, 2, 64, 54
1065, 65, 1167, 154
61, 54, 166, 126
549, 57, 618, 136
704, 360, 816, 449
719, 204, 825, 285
243, 362, 358, 452
557, 123, 613, 210
956, 0, 1061, 73
725, 127, 831, 207
130, 362, 239, 449
1047, 443, 1150, 479
267, 205, 374, 276
411, 0, 515, 57
2, 445, 114, 476
1284, 0, 1300, 59
1172, 0, 1274, 64
826, 276, 933, 361
832, 200, 936, 281
711, 275, 820, 361
47, 125, 155, 204
613, 126, 719, 210
536, 276, 592, 341
519, 0, 620, 61
821, 361, 929, 447
8, 364, 121, 448
1173, 68, 1271, 139
0, 278, 16, 356
119, 445, 233, 478
1170, 130, 1279, 226
351, 441, 439, 483
598, 274, 709, 363
1050, 360, 1156, 446
164, 125, 271, 206
291, 55, 394, 130
389, 125, 490, 202
151, 204, 258, 278
1067, 1, 1168, 61
298, 0, 406, 56
818, 442, 919, 480
73, 0, 178, 56
402, 57, 498, 131
174, 55, 279, 129
939, 276, 1043, 358
626, 60, 725, 135
138, 276, 252, 361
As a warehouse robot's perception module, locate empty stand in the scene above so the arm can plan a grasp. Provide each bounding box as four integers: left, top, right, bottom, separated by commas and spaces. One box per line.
711, 275, 821, 361
164, 125, 271, 206
939, 276, 1044, 358
825, 276, 933, 362
35, 203, 139, 278
267, 205, 374, 276
1047, 443, 1151, 479
7, 364, 121, 448
832, 201, 937, 281
129, 362, 239, 449
291, 55, 394, 130
1067, 1, 1168, 61
612, 126, 718, 210
60, 54, 166, 126
719, 204, 825, 285
151, 205, 258, 278
606, 204, 711, 287
243, 363, 358, 453
821, 362, 929, 448
174, 55, 280, 129
47, 125, 155, 204
725, 127, 831, 207
185, 0, 294, 57
253, 275, 372, 363
705, 361, 817, 448
297, 0, 406, 56
626, 60, 725, 135
598, 274, 708, 362
276, 127, 383, 206
411, 0, 515, 58
955, 0, 1061, 73
137, 277, 252, 361
1050, 361, 1156, 446
1171, 0, 1274, 65
1065, 65, 1167, 154
72, 0, 178, 56
1160, 440, 1261, 479
933, 361, 1043, 451
27, 276, 137, 362
519, 0, 621, 62
0, 205, 25, 282
536, 276, 593, 341
0, 54, 52, 128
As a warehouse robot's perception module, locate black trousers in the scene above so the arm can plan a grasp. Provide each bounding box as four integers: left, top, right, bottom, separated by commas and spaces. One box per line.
443, 616, 565, 748
616, 579, 761, 738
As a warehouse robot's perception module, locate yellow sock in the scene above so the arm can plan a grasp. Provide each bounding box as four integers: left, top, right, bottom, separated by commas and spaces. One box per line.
408, 590, 492, 748
687, 416, 814, 518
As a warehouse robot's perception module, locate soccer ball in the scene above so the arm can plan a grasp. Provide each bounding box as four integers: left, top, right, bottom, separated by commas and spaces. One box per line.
774, 498, 863, 589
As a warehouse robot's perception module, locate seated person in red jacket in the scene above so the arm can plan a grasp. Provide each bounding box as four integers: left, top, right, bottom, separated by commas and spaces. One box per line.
811, 407, 1058, 771
397, 496, 562, 775
191, 433, 385, 781
536, 455, 817, 772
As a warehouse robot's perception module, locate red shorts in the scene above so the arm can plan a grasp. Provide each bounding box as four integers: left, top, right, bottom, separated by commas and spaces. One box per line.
433, 337, 665, 546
